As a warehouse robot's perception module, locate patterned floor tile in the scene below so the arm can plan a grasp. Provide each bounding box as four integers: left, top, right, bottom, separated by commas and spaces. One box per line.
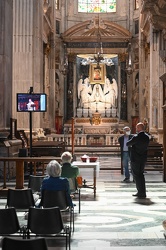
0, 156, 166, 249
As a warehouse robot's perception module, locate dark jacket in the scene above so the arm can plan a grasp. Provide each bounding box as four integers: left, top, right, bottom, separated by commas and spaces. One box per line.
126, 131, 149, 162
41, 176, 73, 207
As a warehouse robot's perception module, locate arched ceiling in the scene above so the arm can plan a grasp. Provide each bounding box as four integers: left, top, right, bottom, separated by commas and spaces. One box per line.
62, 17, 132, 54
63, 17, 131, 42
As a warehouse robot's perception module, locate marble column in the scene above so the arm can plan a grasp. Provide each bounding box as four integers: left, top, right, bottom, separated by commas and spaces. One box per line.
0, 0, 13, 130
13, 0, 43, 129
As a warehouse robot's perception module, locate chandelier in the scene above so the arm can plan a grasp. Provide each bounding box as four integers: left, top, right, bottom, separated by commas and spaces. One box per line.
94, 41, 104, 69
80, 17, 114, 67
80, 54, 114, 67
126, 42, 133, 76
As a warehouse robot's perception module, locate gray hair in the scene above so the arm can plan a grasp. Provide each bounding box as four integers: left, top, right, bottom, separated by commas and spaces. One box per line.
61, 151, 72, 163
123, 126, 130, 131
46, 160, 62, 177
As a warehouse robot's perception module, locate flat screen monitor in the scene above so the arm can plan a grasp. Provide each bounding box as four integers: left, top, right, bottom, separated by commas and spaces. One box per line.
17, 93, 47, 112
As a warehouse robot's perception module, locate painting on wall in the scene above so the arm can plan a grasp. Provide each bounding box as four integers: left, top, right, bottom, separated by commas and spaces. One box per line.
89, 64, 106, 84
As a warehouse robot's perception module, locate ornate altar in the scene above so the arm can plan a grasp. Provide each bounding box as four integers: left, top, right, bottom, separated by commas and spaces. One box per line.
91, 112, 101, 125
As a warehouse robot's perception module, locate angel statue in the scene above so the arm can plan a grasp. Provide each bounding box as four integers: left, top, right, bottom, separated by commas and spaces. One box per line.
90, 84, 105, 103
77, 77, 92, 107
104, 77, 118, 107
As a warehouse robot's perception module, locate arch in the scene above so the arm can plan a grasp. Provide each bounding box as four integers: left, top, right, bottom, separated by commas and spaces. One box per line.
62, 17, 131, 43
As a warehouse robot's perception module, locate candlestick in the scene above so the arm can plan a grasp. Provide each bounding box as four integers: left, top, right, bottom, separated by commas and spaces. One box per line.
81, 106, 84, 117
105, 107, 107, 117
96, 102, 98, 112
110, 106, 112, 117
87, 107, 90, 117
115, 107, 118, 117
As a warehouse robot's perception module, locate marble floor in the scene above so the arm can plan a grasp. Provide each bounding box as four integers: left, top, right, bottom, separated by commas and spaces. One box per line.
0, 156, 166, 250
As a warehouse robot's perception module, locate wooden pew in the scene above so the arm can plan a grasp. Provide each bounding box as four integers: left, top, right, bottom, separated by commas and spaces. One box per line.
31, 141, 65, 157
146, 141, 163, 170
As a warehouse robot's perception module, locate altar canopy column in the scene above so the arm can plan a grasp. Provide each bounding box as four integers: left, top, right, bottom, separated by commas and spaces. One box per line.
66, 61, 74, 120
120, 62, 127, 120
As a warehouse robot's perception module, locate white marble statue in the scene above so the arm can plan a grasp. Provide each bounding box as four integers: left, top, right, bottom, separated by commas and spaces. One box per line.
77, 77, 92, 107
90, 84, 105, 103
104, 77, 118, 107
77, 76, 118, 110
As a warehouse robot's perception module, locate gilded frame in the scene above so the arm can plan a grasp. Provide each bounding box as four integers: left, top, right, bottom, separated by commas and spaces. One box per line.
89, 64, 106, 84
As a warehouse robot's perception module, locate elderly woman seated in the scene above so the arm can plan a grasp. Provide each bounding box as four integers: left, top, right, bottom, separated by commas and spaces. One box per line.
41, 160, 74, 207
61, 151, 80, 179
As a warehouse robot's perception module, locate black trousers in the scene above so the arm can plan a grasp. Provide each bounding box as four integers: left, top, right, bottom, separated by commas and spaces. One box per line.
131, 161, 146, 196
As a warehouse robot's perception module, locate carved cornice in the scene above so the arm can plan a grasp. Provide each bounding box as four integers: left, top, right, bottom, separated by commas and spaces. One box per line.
141, 0, 166, 30
43, 6, 54, 43
66, 42, 128, 49
140, 15, 150, 37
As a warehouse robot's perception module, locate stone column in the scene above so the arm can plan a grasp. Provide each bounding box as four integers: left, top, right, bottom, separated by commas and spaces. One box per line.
13, 0, 43, 129
0, 0, 13, 130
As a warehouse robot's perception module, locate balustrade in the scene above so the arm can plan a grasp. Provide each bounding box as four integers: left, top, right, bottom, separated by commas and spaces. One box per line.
46, 134, 120, 146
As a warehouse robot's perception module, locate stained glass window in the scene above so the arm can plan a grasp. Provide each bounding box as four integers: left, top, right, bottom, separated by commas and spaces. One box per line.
78, 0, 116, 13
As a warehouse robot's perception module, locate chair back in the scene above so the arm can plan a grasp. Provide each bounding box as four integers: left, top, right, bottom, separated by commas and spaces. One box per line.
0, 207, 20, 235
2, 237, 48, 250
68, 177, 81, 213
28, 175, 44, 194
6, 188, 35, 210
41, 190, 69, 210
27, 206, 64, 235
68, 177, 78, 192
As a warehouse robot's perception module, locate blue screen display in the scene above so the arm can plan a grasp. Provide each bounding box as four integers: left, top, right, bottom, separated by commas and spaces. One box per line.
17, 93, 47, 112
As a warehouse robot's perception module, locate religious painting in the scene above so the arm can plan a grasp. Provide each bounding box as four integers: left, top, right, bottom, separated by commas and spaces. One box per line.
89, 64, 106, 84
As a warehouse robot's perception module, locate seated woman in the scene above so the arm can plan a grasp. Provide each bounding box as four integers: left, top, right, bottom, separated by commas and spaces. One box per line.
61, 151, 80, 178
41, 160, 74, 207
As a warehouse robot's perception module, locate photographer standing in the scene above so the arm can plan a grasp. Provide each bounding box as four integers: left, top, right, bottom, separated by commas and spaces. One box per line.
127, 122, 149, 198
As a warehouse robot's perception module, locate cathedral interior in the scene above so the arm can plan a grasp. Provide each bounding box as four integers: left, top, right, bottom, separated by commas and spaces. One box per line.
1, 0, 166, 140
0, 0, 165, 161
0, 0, 166, 176
1, 1, 166, 249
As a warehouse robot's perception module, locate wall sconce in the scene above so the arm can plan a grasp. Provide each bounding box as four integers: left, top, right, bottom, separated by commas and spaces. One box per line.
60, 43, 68, 76
126, 65, 133, 75
43, 0, 49, 13
126, 42, 133, 76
